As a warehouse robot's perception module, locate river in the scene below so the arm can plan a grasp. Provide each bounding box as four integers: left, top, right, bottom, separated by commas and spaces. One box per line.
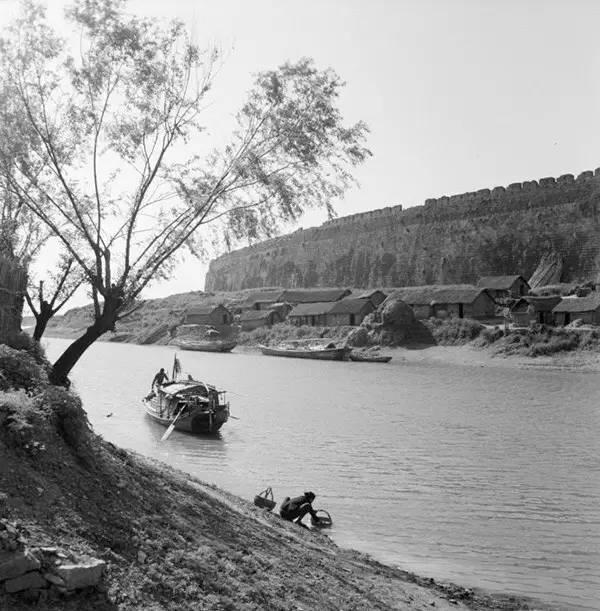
44, 338, 600, 611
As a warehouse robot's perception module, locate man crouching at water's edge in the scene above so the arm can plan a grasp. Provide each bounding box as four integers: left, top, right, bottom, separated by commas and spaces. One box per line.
280, 492, 320, 528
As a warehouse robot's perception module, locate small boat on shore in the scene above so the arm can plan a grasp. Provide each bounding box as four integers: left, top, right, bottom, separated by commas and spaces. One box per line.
259, 342, 349, 361
143, 357, 230, 435
176, 339, 237, 353
349, 351, 392, 363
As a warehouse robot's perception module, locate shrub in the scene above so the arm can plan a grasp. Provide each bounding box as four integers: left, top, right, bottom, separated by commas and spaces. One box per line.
527, 334, 579, 356
0, 345, 47, 393
476, 326, 505, 346
423, 317, 484, 345
0, 390, 37, 448
346, 326, 369, 347
39, 387, 92, 455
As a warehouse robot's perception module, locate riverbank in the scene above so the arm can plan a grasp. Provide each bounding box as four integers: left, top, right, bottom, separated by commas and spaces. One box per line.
0, 342, 552, 610
45, 322, 600, 374
385, 343, 600, 372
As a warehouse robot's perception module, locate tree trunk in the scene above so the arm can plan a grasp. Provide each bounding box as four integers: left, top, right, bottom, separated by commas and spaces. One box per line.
32, 305, 53, 342
49, 294, 123, 386
49, 322, 107, 386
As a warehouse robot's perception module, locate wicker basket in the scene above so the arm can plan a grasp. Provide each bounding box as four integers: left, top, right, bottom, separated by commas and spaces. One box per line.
254, 487, 276, 511
311, 509, 333, 528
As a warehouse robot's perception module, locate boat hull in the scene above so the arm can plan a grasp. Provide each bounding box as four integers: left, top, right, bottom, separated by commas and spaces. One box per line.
259, 345, 348, 360
177, 340, 237, 353
349, 353, 392, 363
143, 399, 228, 434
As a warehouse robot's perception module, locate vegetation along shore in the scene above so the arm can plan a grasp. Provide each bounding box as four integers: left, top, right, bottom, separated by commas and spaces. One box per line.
39, 286, 600, 373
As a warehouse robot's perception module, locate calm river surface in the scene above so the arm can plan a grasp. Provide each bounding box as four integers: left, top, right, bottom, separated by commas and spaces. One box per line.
45, 338, 600, 611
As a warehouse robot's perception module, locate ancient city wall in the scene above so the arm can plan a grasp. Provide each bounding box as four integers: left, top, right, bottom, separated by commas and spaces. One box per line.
205, 168, 600, 291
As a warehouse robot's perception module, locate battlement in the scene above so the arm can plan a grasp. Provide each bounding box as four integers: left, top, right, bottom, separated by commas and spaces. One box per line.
422, 168, 599, 211
317, 167, 600, 232
206, 165, 600, 291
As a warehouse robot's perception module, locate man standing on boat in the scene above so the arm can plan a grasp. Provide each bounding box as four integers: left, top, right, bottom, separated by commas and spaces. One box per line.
280, 491, 320, 527
151, 368, 169, 391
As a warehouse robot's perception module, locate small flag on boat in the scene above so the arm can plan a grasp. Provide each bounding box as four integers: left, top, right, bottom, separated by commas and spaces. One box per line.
173, 354, 182, 379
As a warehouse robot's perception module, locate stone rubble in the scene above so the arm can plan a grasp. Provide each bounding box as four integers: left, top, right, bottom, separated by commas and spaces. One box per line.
0, 518, 106, 601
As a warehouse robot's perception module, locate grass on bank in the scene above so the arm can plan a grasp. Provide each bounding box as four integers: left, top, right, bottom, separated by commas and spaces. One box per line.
423, 317, 600, 357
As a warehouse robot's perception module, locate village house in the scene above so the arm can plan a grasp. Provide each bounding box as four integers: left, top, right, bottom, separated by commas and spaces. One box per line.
389, 285, 496, 320
355, 289, 387, 307
239, 309, 283, 331
327, 298, 375, 326
278, 288, 351, 304
270, 302, 293, 319
477, 275, 530, 301
552, 293, 600, 326
510, 295, 562, 326
244, 290, 284, 311
183, 304, 234, 327
288, 302, 333, 326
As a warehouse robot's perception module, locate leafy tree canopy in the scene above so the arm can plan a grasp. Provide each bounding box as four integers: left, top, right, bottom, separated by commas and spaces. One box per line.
0, 0, 371, 383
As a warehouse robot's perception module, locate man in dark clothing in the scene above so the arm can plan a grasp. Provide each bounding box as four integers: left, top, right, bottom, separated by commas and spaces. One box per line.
279, 491, 320, 527
151, 368, 169, 390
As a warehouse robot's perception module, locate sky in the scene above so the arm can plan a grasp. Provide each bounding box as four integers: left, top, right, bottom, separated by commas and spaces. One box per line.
4, 0, 600, 304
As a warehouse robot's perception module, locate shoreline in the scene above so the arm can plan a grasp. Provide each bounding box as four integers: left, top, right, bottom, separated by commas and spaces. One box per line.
385, 344, 600, 373
44, 328, 600, 374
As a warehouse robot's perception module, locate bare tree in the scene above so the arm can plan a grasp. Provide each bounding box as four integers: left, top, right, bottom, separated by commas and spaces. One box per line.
0, 0, 371, 385
25, 255, 83, 341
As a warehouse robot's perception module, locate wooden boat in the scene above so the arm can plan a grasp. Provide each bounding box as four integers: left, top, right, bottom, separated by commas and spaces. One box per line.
176, 339, 237, 353
143, 378, 230, 435
349, 351, 392, 363
259, 343, 349, 361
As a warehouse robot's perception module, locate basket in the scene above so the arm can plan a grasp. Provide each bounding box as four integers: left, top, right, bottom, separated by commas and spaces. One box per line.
310, 509, 333, 528
254, 487, 276, 511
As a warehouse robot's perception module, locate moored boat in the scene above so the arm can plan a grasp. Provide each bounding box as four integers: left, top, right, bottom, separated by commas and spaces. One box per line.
349, 351, 392, 363
143, 359, 230, 435
176, 339, 237, 353
259, 342, 349, 361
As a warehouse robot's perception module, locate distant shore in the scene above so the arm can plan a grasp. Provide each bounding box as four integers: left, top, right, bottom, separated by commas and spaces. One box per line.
43, 326, 600, 373
384, 343, 600, 372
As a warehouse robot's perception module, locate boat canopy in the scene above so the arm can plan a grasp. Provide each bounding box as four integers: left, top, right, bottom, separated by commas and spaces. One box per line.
161, 382, 209, 396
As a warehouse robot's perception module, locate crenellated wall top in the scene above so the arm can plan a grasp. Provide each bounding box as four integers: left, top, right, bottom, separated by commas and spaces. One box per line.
318, 166, 600, 231
210, 166, 600, 262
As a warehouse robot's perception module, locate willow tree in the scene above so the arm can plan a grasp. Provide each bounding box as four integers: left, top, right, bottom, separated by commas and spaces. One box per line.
0, 0, 370, 385
0, 77, 82, 340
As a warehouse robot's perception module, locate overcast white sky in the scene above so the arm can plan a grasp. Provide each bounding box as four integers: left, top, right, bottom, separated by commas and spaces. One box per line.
4, 0, 600, 303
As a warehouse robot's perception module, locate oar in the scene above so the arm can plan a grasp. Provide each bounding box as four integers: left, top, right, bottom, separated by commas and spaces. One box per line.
161, 407, 184, 442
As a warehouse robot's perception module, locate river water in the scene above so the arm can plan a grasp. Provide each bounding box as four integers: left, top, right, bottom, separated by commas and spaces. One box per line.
45, 338, 600, 611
